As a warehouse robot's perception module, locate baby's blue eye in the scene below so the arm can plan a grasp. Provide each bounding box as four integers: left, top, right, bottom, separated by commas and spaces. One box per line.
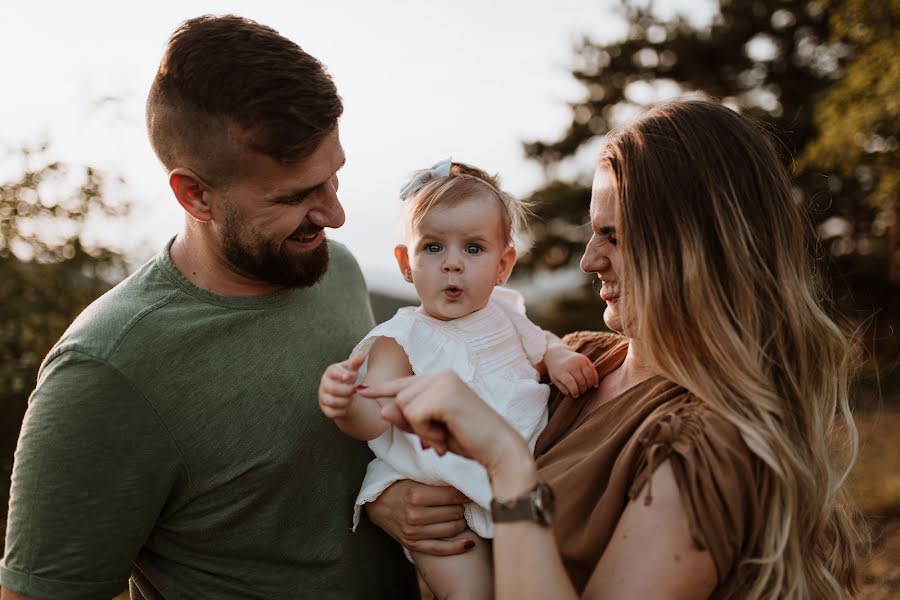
424, 243, 442, 253
465, 244, 482, 255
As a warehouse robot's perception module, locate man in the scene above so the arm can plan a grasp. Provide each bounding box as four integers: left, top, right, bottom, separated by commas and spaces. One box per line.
0, 15, 418, 599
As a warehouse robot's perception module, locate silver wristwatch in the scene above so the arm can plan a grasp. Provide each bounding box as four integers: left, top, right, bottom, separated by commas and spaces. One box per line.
490, 481, 555, 526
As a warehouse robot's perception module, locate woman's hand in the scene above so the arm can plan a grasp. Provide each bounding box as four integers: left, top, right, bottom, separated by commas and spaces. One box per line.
358, 370, 535, 487
365, 480, 473, 556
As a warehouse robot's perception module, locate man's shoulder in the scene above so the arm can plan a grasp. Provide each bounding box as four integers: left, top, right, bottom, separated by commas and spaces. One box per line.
45, 253, 181, 368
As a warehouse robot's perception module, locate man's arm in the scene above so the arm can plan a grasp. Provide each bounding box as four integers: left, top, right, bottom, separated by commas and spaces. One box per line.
1, 587, 40, 600
0, 352, 184, 600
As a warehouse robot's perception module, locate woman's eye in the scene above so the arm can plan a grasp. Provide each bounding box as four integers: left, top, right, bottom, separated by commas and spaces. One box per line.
424, 243, 442, 253
465, 244, 482, 255
608, 235, 618, 246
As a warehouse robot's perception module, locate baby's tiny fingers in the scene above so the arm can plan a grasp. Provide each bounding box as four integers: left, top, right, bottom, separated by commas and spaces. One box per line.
322, 379, 356, 398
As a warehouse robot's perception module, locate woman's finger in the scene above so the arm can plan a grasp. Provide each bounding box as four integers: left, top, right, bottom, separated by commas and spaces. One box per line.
358, 375, 419, 399
381, 402, 412, 432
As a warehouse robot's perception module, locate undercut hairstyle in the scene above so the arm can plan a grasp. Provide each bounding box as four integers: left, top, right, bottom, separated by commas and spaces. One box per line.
146, 14, 343, 187
403, 163, 529, 248
601, 99, 866, 598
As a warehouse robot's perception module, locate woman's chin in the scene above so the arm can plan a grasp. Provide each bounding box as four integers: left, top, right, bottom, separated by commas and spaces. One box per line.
603, 310, 623, 334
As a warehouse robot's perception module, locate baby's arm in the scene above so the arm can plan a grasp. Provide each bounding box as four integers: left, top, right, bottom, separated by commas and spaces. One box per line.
318, 336, 414, 440
537, 331, 599, 398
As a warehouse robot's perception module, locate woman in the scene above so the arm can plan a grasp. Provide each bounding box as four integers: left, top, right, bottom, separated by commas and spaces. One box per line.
361, 99, 864, 598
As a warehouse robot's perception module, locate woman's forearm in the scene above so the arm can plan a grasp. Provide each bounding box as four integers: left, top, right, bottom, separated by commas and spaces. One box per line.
489, 447, 579, 600
494, 522, 578, 600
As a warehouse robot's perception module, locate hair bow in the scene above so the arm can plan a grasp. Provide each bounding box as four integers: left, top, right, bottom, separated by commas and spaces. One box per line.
398, 158, 453, 200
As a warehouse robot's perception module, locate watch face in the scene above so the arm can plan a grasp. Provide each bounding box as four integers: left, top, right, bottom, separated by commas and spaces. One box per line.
534, 482, 555, 524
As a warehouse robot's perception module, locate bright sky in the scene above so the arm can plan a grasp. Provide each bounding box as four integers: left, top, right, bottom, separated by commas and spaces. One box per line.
1, 0, 714, 296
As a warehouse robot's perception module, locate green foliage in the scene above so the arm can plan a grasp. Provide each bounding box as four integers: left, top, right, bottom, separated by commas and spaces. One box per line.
803, 0, 900, 280
0, 145, 129, 543
516, 0, 899, 353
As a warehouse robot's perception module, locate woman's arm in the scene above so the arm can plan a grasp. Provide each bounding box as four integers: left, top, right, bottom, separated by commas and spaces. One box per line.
365, 371, 718, 599
582, 461, 717, 599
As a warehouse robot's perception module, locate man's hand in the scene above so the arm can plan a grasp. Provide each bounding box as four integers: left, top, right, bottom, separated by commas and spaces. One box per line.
365, 480, 473, 556
318, 353, 366, 419
543, 343, 599, 398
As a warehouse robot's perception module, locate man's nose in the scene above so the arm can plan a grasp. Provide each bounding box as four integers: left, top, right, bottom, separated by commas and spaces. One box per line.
309, 181, 345, 229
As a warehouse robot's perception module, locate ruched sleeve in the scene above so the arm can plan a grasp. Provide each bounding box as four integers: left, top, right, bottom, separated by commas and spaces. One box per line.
626, 401, 759, 583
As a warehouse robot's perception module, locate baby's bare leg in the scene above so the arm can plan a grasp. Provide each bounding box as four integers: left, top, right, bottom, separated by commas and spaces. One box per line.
410, 530, 493, 600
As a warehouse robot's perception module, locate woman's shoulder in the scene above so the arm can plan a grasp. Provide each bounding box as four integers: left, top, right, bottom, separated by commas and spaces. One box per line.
626, 394, 760, 586
561, 330, 627, 358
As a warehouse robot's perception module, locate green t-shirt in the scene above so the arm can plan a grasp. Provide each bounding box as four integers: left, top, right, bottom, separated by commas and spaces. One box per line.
1, 238, 417, 600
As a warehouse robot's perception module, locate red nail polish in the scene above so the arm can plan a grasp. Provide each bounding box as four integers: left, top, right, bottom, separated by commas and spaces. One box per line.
354, 384, 368, 390
464, 540, 475, 550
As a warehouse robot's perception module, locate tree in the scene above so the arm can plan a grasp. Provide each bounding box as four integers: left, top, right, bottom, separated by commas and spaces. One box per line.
515, 0, 898, 367
0, 144, 130, 545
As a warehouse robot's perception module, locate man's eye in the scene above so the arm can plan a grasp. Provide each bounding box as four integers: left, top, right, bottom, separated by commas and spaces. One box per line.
465, 244, 482, 255
424, 243, 442, 253
607, 235, 617, 246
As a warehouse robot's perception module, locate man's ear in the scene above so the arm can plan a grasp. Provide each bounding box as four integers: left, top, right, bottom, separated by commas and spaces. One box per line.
496, 245, 517, 286
394, 245, 413, 283
169, 168, 213, 222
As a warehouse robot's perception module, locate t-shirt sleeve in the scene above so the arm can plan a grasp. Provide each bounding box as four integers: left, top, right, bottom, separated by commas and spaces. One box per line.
0, 351, 187, 600
626, 402, 758, 583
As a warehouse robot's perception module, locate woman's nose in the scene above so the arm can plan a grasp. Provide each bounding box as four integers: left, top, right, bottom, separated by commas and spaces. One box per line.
580, 247, 611, 273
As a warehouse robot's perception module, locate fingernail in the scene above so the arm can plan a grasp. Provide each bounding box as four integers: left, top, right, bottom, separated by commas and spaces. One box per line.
354, 384, 368, 390
420, 440, 430, 450
464, 540, 475, 550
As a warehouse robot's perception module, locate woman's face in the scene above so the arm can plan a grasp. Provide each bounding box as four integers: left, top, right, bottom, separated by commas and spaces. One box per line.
580, 167, 624, 333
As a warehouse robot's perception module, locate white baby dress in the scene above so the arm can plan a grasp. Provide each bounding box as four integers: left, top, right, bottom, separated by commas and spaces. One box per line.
351, 287, 550, 538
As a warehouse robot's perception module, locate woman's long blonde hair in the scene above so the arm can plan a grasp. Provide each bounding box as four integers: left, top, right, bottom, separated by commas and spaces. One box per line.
602, 100, 865, 598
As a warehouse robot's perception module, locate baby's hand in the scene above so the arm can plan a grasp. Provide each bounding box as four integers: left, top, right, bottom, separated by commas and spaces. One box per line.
543, 343, 599, 398
318, 353, 367, 419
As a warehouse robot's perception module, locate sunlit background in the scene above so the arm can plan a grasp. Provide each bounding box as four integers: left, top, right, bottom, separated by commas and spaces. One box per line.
1, 0, 714, 296
2, 1, 898, 597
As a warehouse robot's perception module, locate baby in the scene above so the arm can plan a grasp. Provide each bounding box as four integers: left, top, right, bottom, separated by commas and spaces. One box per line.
318, 159, 597, 599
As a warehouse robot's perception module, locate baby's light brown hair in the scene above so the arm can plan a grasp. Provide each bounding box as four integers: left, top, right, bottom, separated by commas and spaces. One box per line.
402, 162, 528, 247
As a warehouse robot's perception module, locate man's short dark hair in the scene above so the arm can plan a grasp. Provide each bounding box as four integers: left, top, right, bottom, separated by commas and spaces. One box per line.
146, 14, 343, 186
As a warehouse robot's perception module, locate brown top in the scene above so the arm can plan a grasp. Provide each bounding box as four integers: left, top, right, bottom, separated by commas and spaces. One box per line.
535, 331, 761, 596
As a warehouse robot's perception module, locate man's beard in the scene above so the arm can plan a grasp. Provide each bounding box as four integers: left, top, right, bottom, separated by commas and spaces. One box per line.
219, 206, 330, 289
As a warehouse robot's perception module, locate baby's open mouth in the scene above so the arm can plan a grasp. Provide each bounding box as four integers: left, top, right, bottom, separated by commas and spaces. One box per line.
443, 286, 463, 299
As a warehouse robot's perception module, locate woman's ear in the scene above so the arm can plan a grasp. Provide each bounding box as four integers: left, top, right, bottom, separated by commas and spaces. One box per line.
496, 246, 517, 285
169, 168, 213, 222
394, 245, 413, 283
